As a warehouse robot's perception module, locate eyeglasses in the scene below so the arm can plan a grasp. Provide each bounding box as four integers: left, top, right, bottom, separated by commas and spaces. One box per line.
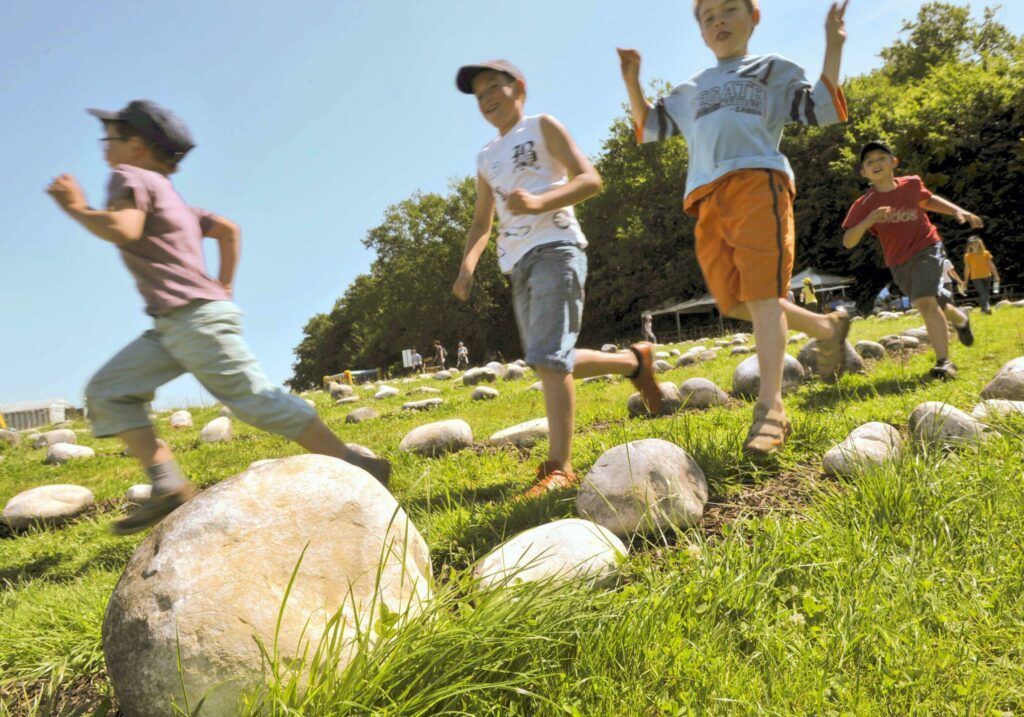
98, 137, 130, 147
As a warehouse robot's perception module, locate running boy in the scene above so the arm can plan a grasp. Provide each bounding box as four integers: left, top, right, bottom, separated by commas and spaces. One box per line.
618, 0, 852, 460
842, 141, 979, 378
452, 60, 662, 496
46, 100, 390, 535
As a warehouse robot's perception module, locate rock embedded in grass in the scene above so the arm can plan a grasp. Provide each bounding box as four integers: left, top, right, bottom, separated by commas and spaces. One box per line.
471, 386, 499, 401
980, 357, 1024, 401
504, 365, 527, 381
485, 361, 507, 378
45, 443, 96, 464
218, 405, 233, 418
328, 382, 354, 399
335, 396, 360, 405
732, 354, 804, 399
402, 398, 443, 411
346, 443, 378, 460
653, 359, 672, 373
3, 484, 95, 531
125, 484, 152, 505
971, 399, 1024, 421
461, 367, 498, 386
576, 439, 708, 538
200, 417, 233, 443
373, 386, 400, 400
102, 454, 431, 717
33, 429, 77, 449
433, 370, 452, 380
627, 383, 683, 418
698, 350, 719, 362
822, 422, 903, 478
528, 381, 543, 392
473, 519, 627, 590
796, 339, 865, 378
909, 402, 987, 446
678, 378, 729, 409
399, 419, 473, 457
730, 346, 752, 355
169, 410, 193, 429
900, 327, 930, 345
489, 418, 549, 448
409, 387, 441, 395
0, 429, 21, 446
855, 340, 885, 359
346, 407, 379, 424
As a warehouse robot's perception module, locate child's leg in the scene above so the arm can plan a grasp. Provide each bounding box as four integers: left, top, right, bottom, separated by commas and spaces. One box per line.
943, 302, 969, 327
731, 299, 834, 340
572, 349, 637, 378
536, 367, 574, 471
745, 298, 788, 414
914, 296, 951, 361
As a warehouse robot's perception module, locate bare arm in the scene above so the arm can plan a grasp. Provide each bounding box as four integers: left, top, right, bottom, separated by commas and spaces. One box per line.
452, 173, 496, 301
617, 48, 652, 135
843, 206, 890, 249
204, 214, 241, 294
45, 174, 145, 245
822, 1, 849, 88
989, 258, 1001, 283
921, 195, 983, 228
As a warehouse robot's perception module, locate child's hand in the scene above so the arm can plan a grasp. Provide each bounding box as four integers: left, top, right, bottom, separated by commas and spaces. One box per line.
506, 189, 545, 215
825, 0, 849, 46
452, 269, 474, 302
617, 48, 642, 84
955, 209, 983, 228
867, 206, 892, 225
45, 173, 88, 212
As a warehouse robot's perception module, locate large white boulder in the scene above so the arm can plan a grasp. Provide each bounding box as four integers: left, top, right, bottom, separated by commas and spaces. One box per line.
576, 439, 708, 538
399, 419, 473, 457
169, 410, 193, 429
45, 442, 96, 464
473, 519, 627, 590
627, 382, 683, 418
981, 357, 1024, 401
199, 416, 233, 443
822, 422, 903, 478
488, 418, 549, 448
32, 429, 77, 448
102, 455, 431, 717
909, 402, 987, 446
3, 484, 94, 530
732, 354, 804, 399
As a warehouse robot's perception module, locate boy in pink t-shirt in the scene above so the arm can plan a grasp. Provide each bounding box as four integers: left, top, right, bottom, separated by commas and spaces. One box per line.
842, 141, 983, 378
46, 100, 390, 534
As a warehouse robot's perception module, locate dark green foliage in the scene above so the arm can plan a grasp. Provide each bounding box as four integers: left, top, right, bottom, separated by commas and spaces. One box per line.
291, 3, 1022, 385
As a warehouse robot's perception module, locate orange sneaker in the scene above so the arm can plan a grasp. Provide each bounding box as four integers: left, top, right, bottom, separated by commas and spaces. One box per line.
523, 460, 578, 498
628, 342, 663, 415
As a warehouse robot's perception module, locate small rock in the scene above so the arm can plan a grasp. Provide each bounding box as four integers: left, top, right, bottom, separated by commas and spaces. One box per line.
462, 367, 498, 386
304, 398, 316, 409
732, 354, 804, 398
577, 439, 708, 538
0, 429, 21, 447
900, 327, 930, 345
328, 382, 354, 399
627, 383, 683, 418
33, 429, 77, 449
971, 399, 1024, 421
335, 396, 360, 405
200, 417, 233, 443
169, 410, 194, 429
473, 519, 627, 590
514, 359, 527, 367
796, 339, 865, 378
433, 371, 452, 381
399, 419, 473, 457
471, 386, 500, 401
485, 361, 507, 378
346, 443, 378, 460
655, 351, 670, 359
528, 381, 544, 392
676, 353, 699, 367
504, 365, 527, 381
601, 344, 618, 353
3, 484, 95, 530
855, 341, 885, 360
730, 337, 748, 346
45, 443, 96, 464
125, 484, 152, 505
822, 422, 903, 478
730, 346, 752, 355
995, 299, 1012, 308
909, 402, 987, 446
402, 398, 443, 411
373, 386, 400, 400
981, 357, 1024, 401
409, 387, 441, 395
698, 350, 718, 362
489, 418, 549, 448
218, 405, 233, 418
669, 349, 681, 357
653, 359, 672, 374
583, 374, 616, 384
678, 378, 729, 409
346, 407, 379, 424
714, 339, 729, 348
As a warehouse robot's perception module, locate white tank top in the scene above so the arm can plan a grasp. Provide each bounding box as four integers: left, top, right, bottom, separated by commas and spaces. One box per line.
477, 114, 588, 274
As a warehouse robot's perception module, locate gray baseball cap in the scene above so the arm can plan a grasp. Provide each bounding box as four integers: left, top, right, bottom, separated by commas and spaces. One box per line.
456, 60, 525, 94
88, 100, 195, 164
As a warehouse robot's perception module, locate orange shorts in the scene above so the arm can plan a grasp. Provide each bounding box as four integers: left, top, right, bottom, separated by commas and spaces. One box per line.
687, 169, 795, 315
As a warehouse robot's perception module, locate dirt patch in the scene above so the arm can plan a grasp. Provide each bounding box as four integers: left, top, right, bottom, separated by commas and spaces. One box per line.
0, 673, 117, 717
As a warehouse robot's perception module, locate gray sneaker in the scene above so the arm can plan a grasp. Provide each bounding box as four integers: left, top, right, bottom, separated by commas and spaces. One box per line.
111, 484, 196, 536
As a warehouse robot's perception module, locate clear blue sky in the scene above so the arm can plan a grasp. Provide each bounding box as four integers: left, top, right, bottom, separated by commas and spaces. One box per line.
2, 0, 1020, 410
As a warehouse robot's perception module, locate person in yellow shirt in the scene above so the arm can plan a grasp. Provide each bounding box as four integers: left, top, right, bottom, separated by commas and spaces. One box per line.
800, 277, 819, 313
962, 236, 1001, 314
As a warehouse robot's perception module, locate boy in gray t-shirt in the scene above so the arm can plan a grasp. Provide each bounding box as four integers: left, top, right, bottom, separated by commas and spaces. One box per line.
46, 100, 390, 535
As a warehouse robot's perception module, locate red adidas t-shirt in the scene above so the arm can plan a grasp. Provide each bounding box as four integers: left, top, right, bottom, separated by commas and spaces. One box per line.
842, 175, 939, 267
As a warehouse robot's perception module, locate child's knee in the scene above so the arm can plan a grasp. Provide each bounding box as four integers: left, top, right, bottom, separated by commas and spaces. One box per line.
914, 296, 939, 312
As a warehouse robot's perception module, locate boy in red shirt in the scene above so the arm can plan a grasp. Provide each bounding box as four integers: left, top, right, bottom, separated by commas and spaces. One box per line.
842, 141, 982, 378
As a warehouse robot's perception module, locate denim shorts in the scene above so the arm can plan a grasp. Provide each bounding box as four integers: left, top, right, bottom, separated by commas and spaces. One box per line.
510, 241, 587, 374
86, 300, 317, 439
890, 242, 950, 305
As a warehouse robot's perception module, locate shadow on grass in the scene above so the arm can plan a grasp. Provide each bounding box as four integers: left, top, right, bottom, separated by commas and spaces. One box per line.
794, 374, 929, 409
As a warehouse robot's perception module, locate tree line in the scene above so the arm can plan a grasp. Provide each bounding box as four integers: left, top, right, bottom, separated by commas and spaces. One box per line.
288, 3, 1023, 389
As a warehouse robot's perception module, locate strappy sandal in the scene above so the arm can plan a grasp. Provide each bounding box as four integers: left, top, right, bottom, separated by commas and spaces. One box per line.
523, 460, 578, 498
814, 311, 851, 384
742, 404, 791, 461
628, 342, 663, 415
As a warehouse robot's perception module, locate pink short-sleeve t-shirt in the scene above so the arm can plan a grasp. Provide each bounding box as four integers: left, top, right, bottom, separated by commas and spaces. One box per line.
105, 164, 229, 315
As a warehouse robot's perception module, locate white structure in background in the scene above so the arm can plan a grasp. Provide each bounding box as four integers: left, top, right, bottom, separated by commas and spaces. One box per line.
0, 399, 76, 430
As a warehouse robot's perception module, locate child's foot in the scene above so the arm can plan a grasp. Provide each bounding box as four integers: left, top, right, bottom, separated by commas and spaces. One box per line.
742, 404, 791, 462
952, 316, 974, 346
628, 342, 663, 415
524, 460, 578, 498
111, 483, 197, 536
814, 311, 851, 384
929, 358, 958, 380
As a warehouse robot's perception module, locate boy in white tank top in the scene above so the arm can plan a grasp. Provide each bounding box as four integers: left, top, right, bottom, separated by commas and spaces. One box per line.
452, 60, 664, 497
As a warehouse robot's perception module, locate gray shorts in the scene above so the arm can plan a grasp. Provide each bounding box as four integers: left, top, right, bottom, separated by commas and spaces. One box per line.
86, 300, 316, 439
890, 242, 951, 306
510, 242, 587, 374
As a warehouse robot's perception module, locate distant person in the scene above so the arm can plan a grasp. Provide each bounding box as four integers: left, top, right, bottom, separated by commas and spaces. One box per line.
963, 236, 1001, 315
433, 340, 448, 370
641, 313, 657, 343
451, 60, 662, 497
842, 140, 979, 379
456, 341, 470, 370
45, 100, 390, 535
411, 348, 424, 373
617, 0, 853, 462
940, 252, 966, 300
800, 277, 819, 313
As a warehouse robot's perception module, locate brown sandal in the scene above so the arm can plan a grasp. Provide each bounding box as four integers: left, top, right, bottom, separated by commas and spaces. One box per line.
628, 342, 663, 416
815, 311, 851, 384
523, 460, 578, 498
742, 404, 791, 461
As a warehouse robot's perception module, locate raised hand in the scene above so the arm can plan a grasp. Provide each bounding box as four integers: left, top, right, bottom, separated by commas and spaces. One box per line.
617, 48, 642, 84
955, 209, 984, 228
45, 173, 88, 212
825, 0, 849, 46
